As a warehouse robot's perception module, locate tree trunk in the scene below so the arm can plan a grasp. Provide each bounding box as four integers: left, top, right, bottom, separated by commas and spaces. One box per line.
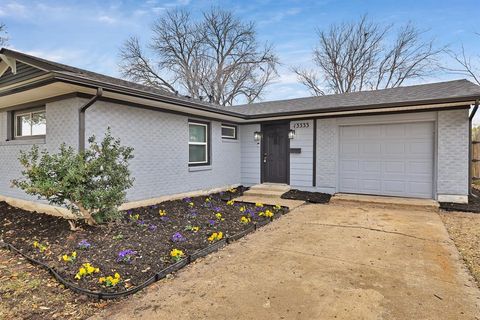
73, 202, 96, 225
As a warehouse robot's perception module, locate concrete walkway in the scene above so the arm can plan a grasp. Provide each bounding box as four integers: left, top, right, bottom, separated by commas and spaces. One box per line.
91, 203, 480, 320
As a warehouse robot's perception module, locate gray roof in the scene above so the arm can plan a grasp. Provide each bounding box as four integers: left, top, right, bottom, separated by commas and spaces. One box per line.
227, 79, 480, 117
2, 48, 480, 119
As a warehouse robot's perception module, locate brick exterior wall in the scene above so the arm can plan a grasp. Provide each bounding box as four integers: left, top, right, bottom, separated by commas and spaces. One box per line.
437, 109, 469, 197
85, 100, 241, 202
0, 98, 83, 199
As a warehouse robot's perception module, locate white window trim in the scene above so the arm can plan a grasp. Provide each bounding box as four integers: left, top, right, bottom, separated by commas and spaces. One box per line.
221, 124, 237, 139
14, 109, 46, 138
188, 122, 209, 165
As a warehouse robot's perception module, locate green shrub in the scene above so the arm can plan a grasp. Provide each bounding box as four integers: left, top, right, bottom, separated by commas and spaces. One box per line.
12, 129, 134, 225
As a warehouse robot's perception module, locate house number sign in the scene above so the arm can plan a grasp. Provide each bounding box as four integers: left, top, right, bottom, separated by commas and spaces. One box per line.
292, 122, 310, 129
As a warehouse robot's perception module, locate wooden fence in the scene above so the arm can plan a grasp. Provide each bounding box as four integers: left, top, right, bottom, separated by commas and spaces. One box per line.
473, 140, 480, 181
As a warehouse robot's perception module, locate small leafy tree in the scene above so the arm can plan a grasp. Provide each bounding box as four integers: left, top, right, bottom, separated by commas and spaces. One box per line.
12, 130, 134, 226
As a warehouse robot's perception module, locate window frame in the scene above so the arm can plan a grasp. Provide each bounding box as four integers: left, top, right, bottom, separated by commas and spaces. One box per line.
188, 120, 211, 166
221, 124, 237, 140
13, 107, 46, 139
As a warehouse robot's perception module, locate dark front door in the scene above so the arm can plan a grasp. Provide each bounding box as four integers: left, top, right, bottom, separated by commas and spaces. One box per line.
262, 123, 289, 184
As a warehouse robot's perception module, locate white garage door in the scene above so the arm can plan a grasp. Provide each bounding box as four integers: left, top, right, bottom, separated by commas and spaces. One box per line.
339, 122, 434, 199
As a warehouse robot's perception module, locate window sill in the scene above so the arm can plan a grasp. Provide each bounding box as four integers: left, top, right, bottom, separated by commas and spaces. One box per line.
0, 138, 46, 146
188, 165, 212, 172
221, 138, 239, 143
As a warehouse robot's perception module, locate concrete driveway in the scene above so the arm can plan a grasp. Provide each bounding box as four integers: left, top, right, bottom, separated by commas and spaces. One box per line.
91, 203, 480, 320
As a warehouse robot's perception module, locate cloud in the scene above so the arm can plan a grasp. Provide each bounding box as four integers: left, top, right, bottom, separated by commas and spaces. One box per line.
0, 2, 28, 18
259, 7, 302, 25
97, 15, 118, 25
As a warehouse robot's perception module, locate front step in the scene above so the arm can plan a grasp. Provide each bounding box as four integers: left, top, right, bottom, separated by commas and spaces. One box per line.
330, 193, 439, 212
243, 184, 291, 198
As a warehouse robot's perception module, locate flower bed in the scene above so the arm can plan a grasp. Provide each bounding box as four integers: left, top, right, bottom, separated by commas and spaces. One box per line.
0, 187, 288, 297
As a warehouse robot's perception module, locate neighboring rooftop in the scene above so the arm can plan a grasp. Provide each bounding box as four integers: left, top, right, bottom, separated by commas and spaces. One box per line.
1, 48, 480, 119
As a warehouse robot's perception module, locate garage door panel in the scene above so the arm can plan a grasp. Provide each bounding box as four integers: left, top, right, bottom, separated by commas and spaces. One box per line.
341, 126, 359, 138
360, 179, 381, 192
361, 160, 382, 173
339, 122, 434, 199
362, 142, 382, 154
361, 126, 382, 138
407, 122, 434, 137
385, 124, 406, 137
384, 161, 405, 174
407, 161, 432, 175
409, 142, 433, 155
341, 142, 359, 154
385, 142, 406, 155
407, 181, 432, 195
340, 160, 359, 171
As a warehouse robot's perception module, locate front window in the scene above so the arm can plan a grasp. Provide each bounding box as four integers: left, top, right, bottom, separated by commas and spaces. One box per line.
221, 124, 237, 139
15, 108, 46, 138
189, 121, 209, 165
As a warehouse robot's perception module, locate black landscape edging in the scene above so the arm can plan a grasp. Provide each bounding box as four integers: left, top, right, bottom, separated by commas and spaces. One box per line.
2, 204, 290, 300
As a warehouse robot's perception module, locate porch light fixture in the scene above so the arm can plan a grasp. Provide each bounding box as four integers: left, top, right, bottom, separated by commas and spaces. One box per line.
288, 129, 296, 139
254, 131, 262, 142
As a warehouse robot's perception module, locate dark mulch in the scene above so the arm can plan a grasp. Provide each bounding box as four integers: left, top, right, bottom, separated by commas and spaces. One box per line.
0, 186, 287, 294
440, 188, 480, 213
281, 189, 331, 204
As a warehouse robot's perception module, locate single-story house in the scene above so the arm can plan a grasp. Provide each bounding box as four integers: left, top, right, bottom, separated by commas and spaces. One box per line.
1, 48, 480, 214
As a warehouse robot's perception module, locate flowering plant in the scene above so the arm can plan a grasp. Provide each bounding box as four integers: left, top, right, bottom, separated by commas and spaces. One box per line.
226, 200, 235, 206
274, 204, 282, 211
188, 202, 194, 208
75, 263, 99, 279
239, 206, 246, 213
148, 224, 158, 231
62, 251, 77, 263
215, 213, 224, 220
259, 210, 274, 218
159, 210, 167, 216
99, 273, 121, 287
77, 239, 91, 250
228, 188, 237, 193
185, 225, 200, 232
33, 241, 48, 253
171, 232, 187, 242
170, 248, 185, 261
129, 213, 140, 222
117, 249, 136, 263
255, 203, 264, 207
208, 219, 216, 226
208, 231, 223, 242
240, 216, 251, 224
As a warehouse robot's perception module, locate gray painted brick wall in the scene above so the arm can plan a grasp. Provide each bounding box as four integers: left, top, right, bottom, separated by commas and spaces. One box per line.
437, 109, 469, 196
0, 98, 82, 200
85, 100, 241, 202
315, 118, 338, 194
290, 120, 314, 187
240, 124, 261, 186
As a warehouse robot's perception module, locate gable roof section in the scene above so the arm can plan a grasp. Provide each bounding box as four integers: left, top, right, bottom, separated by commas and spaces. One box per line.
1, 47, 480, 121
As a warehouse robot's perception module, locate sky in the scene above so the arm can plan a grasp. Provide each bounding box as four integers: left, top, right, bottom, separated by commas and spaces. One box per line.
0, 0, 479, 105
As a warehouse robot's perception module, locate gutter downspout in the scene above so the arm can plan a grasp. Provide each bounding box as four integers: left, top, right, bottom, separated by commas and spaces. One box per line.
79, 87, 103, 151
469, 99, 479, 196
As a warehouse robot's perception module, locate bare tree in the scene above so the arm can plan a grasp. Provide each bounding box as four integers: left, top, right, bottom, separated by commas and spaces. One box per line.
294, 16, 441, 95
0, 23, 8, 47
443, 34, 480, 85
119, 8, 278, 105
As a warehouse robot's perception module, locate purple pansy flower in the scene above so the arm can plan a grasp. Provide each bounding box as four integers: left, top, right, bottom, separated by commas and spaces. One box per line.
208, 219, 216, 226
148, 224, 157, 231
171, 232, 187, 242
117, 249, 136, 263
77, 239, 91, 250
